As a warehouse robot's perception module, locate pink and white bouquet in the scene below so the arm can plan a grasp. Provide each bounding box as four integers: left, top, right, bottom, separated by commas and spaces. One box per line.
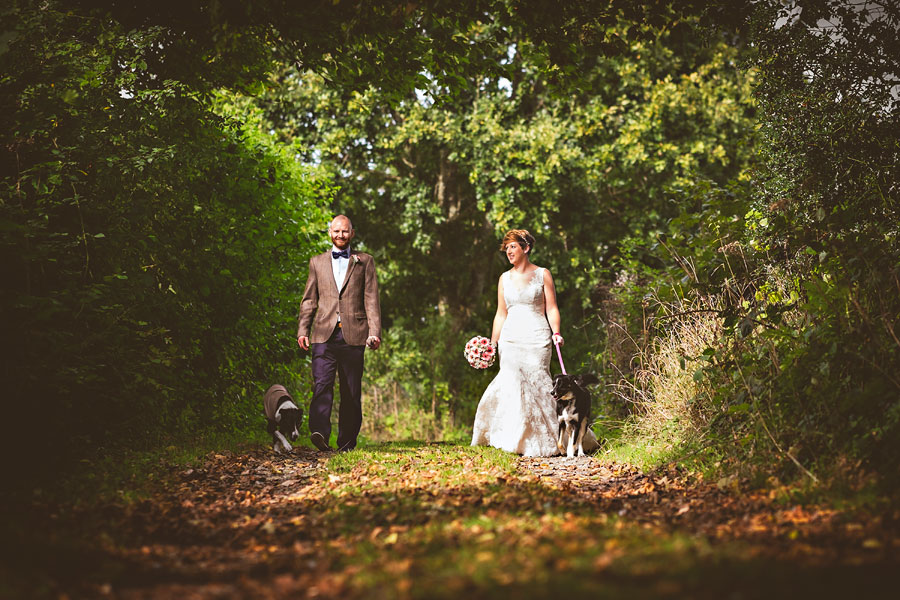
464, 336, 496, 369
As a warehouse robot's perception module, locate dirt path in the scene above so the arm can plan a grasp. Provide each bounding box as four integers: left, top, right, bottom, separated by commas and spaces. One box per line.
517, 455, 898, 564
4, 444, 898, 599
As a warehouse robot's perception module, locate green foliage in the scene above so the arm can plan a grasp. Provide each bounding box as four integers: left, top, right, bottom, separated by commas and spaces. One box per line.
54, 1, 726, 104
250, 19, 756, 424
4, 0, 756, 483
606, 0, 900, 487
0, 3, 332, 477
732, 0, 900, 479
7, 0, 896, 496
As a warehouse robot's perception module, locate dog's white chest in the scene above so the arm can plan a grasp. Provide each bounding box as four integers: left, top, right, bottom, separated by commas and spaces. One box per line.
561, 405, 578, 421
558, 393, 579, 424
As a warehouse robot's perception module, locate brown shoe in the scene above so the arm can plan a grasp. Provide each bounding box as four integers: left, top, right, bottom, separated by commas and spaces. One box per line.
310, 432, 331, 452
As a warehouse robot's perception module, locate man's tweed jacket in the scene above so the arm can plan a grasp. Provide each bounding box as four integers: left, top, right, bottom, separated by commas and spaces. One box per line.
297, 249, 381, 347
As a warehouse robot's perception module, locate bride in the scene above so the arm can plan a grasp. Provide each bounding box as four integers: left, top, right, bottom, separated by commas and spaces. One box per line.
471, 229, 598, 457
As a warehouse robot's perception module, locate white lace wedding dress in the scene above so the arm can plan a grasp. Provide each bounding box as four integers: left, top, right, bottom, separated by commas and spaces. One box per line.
471, 267, 598, 457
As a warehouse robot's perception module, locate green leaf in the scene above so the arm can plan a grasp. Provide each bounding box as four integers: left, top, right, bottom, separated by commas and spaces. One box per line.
61, 89, 79, 104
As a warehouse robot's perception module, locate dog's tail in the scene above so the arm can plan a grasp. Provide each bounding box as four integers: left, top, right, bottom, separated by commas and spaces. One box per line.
579, 373, 600, 386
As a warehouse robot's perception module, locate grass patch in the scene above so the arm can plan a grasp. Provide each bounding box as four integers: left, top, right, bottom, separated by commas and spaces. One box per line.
591, 415, 716, 476
361, 406, 475, 445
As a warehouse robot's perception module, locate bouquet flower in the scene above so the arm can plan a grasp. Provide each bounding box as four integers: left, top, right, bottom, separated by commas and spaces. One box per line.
464, 336, 496, 369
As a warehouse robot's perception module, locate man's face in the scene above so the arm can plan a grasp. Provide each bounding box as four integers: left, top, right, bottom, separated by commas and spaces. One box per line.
330, 218, 354, 249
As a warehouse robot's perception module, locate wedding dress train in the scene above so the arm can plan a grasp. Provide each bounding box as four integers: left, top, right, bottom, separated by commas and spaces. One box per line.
471, 267, 598, 457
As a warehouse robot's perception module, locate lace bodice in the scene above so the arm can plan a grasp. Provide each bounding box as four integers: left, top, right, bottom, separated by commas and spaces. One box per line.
503, 267, 545, 310
499, 268, 550, 351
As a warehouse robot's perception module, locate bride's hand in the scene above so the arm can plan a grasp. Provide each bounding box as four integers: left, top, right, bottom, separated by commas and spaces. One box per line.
552, 333, 564, 346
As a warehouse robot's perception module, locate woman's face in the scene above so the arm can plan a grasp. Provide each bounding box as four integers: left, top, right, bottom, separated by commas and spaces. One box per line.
505, 241, 528, 264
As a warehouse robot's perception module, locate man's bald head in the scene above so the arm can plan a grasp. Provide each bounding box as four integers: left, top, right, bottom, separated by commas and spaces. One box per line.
331, 215, 353, 230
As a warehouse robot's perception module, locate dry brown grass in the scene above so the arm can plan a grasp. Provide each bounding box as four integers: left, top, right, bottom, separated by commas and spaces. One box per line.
605, 293, 724, 464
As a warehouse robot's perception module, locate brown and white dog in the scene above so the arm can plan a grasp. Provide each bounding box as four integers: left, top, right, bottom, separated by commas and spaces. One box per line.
263, 384, 302, 453
552, 373, 599, 458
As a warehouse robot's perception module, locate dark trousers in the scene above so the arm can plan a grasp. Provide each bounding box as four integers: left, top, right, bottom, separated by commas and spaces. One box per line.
309, 325, 365, 451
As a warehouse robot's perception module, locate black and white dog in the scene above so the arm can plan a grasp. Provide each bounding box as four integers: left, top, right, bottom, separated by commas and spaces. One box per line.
263, 384, 302, 453
552, 373, 599, 458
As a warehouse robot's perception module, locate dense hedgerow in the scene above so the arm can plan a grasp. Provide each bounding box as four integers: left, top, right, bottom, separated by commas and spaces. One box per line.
0, 5, 332, 477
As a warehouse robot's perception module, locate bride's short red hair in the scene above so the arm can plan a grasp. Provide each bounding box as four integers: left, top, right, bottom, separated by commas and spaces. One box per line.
500, 229, 535, 253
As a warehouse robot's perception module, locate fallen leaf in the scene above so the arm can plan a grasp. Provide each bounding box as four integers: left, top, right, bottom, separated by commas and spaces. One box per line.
260, 520, 276, 535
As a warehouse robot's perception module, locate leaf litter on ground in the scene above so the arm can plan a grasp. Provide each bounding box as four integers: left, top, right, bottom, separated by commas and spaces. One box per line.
3, 443, 899, 599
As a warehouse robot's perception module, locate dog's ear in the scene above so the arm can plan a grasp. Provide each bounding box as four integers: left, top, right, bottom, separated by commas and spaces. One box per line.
575, 373, 600, 386
266, 419, 277, 434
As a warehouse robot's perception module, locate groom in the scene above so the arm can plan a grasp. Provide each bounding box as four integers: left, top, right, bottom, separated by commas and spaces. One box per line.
297, 215, 381, 452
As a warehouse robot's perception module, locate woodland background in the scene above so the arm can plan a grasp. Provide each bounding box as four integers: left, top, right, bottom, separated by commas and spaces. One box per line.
2, 0, 898, 491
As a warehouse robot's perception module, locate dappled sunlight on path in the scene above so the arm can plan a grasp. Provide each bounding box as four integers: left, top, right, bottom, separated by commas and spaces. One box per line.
5, 443, 898, 599
518, 455, 898, 565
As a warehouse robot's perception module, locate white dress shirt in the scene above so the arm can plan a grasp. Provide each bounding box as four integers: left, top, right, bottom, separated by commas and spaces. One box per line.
331, 246, 350, 322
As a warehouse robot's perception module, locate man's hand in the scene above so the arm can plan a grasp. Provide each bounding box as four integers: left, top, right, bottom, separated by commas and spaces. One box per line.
366, 336, 381, 350
298, 336, 310, 351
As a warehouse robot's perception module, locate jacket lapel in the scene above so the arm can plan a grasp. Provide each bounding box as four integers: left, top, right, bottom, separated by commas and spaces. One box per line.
339, 250, 358, 293
317, 252, 338, 294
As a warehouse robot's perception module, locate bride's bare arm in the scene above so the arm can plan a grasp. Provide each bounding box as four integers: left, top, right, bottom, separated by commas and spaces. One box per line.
491, 274, 508, 345
543, 269, 563, 343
